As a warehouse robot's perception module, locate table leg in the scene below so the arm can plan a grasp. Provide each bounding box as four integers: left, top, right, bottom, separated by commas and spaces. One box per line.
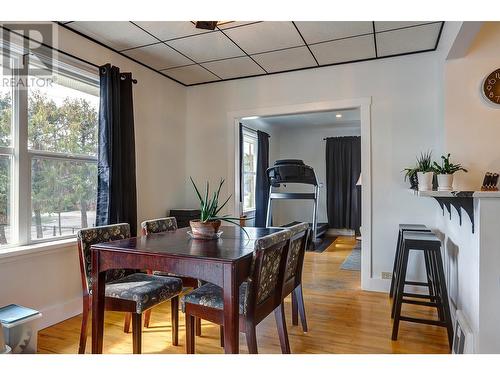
91, 249, 106, 354
222, 263, 239, 354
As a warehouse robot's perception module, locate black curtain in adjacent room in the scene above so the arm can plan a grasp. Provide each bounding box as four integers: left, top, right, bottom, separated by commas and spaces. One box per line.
239, 123, 243, 205
96, 64, 138, 234
255, 130, 270, 227
325, 136, 361, 233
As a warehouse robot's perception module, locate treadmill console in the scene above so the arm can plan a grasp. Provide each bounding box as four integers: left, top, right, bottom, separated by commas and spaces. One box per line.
267, 159, 318, 187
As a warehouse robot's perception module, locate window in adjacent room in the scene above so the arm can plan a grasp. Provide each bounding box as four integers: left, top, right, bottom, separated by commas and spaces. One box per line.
242, 128, 258, 213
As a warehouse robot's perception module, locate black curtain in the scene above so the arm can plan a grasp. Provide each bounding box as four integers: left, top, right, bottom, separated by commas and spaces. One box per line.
325, 136, 361, 233
255, 131, 270, 227
239, 123, 243, 205
96, 64, 137, 234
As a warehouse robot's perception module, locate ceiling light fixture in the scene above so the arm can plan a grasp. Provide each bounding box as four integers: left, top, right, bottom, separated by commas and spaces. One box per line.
336, 113, 342, 118
241, 116, 259, 120
194, 21, 233, 30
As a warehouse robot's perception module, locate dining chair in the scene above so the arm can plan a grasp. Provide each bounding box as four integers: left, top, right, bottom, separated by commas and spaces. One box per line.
139, 217, 202, 334
182, 229, 293, 354
77, 223, 182, 354
279, 222, 310, 332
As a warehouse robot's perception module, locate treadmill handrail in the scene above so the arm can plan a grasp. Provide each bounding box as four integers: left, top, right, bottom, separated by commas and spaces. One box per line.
269, 192, 316, 200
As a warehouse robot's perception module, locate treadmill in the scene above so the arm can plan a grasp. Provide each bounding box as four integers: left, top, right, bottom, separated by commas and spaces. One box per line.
266, 159, 328, 246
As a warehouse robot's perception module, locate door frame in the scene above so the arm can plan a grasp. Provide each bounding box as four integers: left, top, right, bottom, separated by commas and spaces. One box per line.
226, 97, 375, 291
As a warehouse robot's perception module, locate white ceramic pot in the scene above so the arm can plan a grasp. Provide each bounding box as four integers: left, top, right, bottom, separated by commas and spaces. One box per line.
437, 174, 454, 191
417, 172, 434, 191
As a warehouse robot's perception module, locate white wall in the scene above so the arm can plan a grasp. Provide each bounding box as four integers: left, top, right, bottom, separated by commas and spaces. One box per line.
268, 124, 360, 226
184, 24, 462, 288
445, 22, 500, 190
433, 21, 500, 353
0, 24, 188, 328
435, 196, 500, 353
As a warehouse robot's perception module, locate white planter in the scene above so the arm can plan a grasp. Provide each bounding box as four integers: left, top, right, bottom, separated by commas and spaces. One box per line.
437, 174, 454, 191
417, 172, 434, 191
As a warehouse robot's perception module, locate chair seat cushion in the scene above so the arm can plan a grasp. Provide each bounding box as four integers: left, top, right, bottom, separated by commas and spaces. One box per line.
181, 282, 248, 315
105, 273, 183, 314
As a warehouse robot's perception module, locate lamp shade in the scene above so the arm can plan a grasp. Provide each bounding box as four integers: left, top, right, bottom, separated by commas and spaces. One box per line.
356, 173, 362, 186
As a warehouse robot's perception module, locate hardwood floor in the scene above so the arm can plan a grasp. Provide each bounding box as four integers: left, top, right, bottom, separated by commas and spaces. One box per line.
37, 236, 450, 354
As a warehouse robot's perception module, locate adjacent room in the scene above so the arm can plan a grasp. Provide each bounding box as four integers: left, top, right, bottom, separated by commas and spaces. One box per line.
0, 9, 499, 364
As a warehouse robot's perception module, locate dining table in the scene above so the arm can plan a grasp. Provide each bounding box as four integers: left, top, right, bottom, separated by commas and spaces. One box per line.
90, 225, 285, 354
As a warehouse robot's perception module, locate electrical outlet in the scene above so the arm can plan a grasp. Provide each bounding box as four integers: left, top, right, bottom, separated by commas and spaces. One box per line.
381, 272, 392, 280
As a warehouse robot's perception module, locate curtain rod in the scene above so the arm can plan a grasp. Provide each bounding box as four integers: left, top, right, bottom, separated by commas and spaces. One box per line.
0, 25, 137, 84
323, 136, 361, 140
241, 124, 257, 133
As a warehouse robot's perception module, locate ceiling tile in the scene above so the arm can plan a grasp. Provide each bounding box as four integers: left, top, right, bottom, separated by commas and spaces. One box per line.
224, 21, 304, 54
133, 21, 210, 41
295, 21, 373, 44
67, 21, 157, 51
217, 21, 260, 30
252, 46, 316, 73
123, 43, 193, 70
163, 64, 220, 85
310, 34, 376, 65
201, 56, 265, 79
167, 31, 244, 62
376, 22, 442, 57
374, 21, 431, 32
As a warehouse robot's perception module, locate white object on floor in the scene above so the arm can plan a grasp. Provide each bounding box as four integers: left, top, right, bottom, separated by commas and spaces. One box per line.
0, 305, 42, 354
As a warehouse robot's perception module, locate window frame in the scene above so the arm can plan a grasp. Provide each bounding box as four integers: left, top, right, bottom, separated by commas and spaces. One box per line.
0, 51, 100, 250
241, 128, 258, 214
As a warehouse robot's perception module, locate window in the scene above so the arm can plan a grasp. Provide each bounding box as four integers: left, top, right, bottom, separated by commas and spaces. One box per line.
0, 50, 99, 249
0, 59, 14, 247
242, 129, 258, 212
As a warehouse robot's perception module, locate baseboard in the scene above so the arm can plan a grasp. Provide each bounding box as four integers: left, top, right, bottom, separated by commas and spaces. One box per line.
37, 296, 82, 330
327, 228, 355, 237
362, 277, 390, 293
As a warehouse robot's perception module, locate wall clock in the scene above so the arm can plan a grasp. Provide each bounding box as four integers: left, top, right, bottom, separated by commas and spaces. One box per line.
482, 68, 500, 106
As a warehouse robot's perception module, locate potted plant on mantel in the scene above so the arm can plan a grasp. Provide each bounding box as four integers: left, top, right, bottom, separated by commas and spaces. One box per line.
189, 177, 247, 239
432, 153, 468, 191
404, 151, 434, 191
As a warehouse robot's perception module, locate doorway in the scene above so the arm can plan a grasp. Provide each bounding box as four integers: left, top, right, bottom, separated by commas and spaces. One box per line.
227, 98, 373, 290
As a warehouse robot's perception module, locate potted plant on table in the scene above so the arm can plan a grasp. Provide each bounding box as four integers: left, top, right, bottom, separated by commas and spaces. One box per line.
189, 177, 247, 239
432, 153, 467, 191
404, 151, 434, 191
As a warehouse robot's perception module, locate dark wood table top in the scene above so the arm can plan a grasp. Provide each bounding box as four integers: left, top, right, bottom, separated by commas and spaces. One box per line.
91, 226, 285, 261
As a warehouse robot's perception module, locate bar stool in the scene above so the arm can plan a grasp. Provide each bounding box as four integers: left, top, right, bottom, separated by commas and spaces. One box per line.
389, 224, 431, 299
391, 231, 453, 348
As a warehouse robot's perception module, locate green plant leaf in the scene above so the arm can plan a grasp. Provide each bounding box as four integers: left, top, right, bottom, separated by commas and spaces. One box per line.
190, 177, 204, 205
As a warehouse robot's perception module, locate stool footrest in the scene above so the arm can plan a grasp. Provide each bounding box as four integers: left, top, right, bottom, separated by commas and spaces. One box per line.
402, 292, 438, 301
399, 316, 447, 327
404, 281, 430, 286
401, 298, 438, 307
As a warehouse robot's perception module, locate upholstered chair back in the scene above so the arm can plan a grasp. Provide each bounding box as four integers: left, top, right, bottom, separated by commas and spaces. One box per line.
242, 230, 292, 316
283, 222, 309, 283
77, 223, 131, 294
140, 217, 178, 235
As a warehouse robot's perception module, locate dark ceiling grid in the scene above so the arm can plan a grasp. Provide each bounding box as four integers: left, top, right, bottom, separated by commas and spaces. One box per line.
128, 21, 223, 81
291, 21, 319, 66
59, 21, 445, 87
434, 22, 445, 50
372, 22, 378, 58
215, 25, 269, 74
56, 21, 186, 86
